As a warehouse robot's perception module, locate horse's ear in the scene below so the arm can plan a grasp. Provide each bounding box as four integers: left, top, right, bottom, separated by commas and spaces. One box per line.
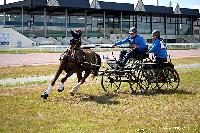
71, 30, 75, 37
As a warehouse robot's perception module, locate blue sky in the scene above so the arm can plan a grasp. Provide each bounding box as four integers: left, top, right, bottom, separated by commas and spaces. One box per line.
1, 0, 200, 10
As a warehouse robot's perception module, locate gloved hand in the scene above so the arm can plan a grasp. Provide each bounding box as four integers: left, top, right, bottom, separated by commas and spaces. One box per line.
133, 44, 138, 48
112, 44, 116, 47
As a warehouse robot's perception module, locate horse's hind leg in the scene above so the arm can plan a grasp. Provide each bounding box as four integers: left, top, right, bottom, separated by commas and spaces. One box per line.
77, 71, 82, 83
57, 71, 73, 92
69, 70, 91, 96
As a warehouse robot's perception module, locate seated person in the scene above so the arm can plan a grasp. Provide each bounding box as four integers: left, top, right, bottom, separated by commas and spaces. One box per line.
148, 30, 168, 63
70, 29, 82, 50
113, 27, 148, 67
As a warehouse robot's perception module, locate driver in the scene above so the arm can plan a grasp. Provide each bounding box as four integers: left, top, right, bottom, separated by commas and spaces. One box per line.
112, 27, 148, 68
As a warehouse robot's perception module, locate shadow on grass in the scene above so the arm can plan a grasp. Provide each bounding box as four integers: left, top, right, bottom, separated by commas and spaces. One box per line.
80, 93, 120, 105
134, 89, 196, 96
156, 89, 196, 95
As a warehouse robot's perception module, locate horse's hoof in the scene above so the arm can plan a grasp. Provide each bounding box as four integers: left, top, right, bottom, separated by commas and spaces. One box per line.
130, 90, 136, 95
58, 87, 64, 92
41, 92, 48, 99
69, 92, 75, 96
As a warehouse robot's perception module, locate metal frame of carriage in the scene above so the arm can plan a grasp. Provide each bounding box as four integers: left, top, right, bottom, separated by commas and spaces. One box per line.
98, 50, 180, 94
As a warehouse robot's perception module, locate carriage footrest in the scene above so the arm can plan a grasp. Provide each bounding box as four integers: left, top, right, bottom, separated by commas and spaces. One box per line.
120, 79, 131, 82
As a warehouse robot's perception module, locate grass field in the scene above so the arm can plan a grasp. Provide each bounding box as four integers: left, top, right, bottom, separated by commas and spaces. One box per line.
0, 49, 59, 54
0, 57, 200, 79
0, 65, 58, 79
0, 57, 200, 132
0, 47, 199, 54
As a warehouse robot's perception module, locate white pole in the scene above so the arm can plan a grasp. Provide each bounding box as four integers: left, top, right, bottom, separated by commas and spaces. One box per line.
120, 12, 123, 37
165, 16, 167, 44
103, 11, 106, 38
3, 0, 6, 27
3, 12, 6, 27
44, 8, 47, 37
21, 6, 24, 34
65, 9, 68, 37
85, 10, 87, 38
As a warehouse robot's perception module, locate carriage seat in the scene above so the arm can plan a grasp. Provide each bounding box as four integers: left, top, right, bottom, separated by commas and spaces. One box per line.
143, 61, 174, 70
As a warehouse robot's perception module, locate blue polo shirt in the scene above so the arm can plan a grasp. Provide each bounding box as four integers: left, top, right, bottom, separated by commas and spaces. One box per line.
149, 38, 168, 59
115, 35, 147, 51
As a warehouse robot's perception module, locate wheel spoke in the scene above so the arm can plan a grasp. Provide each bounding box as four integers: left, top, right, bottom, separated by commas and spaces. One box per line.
101, 74, 121, 93
156, 67, 180, 92
169, 82, 175, 89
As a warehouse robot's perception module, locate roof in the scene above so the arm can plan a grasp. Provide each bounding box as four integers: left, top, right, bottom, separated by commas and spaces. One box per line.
3, 0, 46, 8
56, 0, 90, 8
180, 8, 199, 16
98, 1, 134, 11
144, 5, 173, 14
0, 0, 90, 10
0, 0, 46, 10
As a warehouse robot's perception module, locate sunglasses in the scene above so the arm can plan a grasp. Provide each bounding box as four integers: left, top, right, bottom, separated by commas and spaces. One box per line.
129, 32, 137, 34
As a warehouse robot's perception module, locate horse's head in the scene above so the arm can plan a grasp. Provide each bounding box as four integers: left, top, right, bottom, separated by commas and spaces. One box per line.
70, 38, 81, 50
70, 29, 82, 39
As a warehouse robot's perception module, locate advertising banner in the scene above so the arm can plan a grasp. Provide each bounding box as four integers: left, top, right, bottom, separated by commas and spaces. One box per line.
0, 33, 10, 45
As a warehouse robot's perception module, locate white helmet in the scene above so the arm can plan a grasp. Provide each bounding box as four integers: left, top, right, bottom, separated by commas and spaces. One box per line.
129, 27, 137, 34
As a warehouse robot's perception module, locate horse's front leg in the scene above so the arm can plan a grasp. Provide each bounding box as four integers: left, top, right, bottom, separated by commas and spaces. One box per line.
41, 61, 64, 99
69, 70, 91, 96
57, 71, 74, 92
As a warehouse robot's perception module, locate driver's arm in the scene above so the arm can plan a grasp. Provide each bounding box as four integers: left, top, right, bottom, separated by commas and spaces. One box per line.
115, 37, 129, 46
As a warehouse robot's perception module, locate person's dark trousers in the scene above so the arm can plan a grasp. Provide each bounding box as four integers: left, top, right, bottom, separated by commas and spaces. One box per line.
119, 50, 127, 61
155, 57, 167, 64
121, 48, 142, 66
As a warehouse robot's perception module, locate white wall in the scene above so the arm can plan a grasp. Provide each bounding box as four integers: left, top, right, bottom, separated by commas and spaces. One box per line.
0, 27, 35, 48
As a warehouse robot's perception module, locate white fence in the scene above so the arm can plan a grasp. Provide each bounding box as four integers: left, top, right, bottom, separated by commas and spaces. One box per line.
0, 43, 200, 53
164, 43, 200, 48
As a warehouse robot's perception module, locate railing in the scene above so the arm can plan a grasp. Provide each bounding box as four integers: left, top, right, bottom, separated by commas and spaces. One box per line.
0, 43, 200, 53
164, 43, 200, 49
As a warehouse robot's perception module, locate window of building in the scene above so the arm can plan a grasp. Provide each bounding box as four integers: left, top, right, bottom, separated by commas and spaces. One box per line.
137, 15, 151, 34
194, 30, 199, 35
167, 24, 175, 35
170, 17, 175, 24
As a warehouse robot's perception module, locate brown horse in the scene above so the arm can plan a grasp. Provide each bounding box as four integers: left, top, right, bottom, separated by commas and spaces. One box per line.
41, 49, 101, 99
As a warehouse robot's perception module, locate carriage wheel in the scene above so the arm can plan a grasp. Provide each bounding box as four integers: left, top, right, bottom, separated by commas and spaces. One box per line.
156, 67, 180, 93
118, 72, 135, 94
135, 69, 149, 94
147, 69, 157, 91
101, 75, 121, 94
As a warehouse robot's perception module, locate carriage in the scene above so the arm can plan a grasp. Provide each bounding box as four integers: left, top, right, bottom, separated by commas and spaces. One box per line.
41, 28, 180, 99
99, 50, 180, 94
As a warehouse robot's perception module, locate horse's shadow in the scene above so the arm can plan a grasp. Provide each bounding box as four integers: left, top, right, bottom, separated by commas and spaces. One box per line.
79, 93, 120, 105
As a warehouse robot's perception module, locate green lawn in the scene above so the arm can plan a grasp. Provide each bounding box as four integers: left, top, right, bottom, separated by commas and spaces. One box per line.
0, 65, 59, 79
0, 49, 59, 54
1, 47, 199, 54
172, 57, 200, 65
0, 68, 200, 132
0, 57, 200, 80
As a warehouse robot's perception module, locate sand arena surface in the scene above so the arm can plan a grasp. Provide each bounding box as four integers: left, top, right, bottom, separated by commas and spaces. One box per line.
0, 49, 200, 67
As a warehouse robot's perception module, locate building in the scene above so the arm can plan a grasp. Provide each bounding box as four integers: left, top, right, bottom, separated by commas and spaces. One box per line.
0, 0, 199, 44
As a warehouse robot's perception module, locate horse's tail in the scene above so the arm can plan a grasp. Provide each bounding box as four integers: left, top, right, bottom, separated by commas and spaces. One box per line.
92, 53, 101, 76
